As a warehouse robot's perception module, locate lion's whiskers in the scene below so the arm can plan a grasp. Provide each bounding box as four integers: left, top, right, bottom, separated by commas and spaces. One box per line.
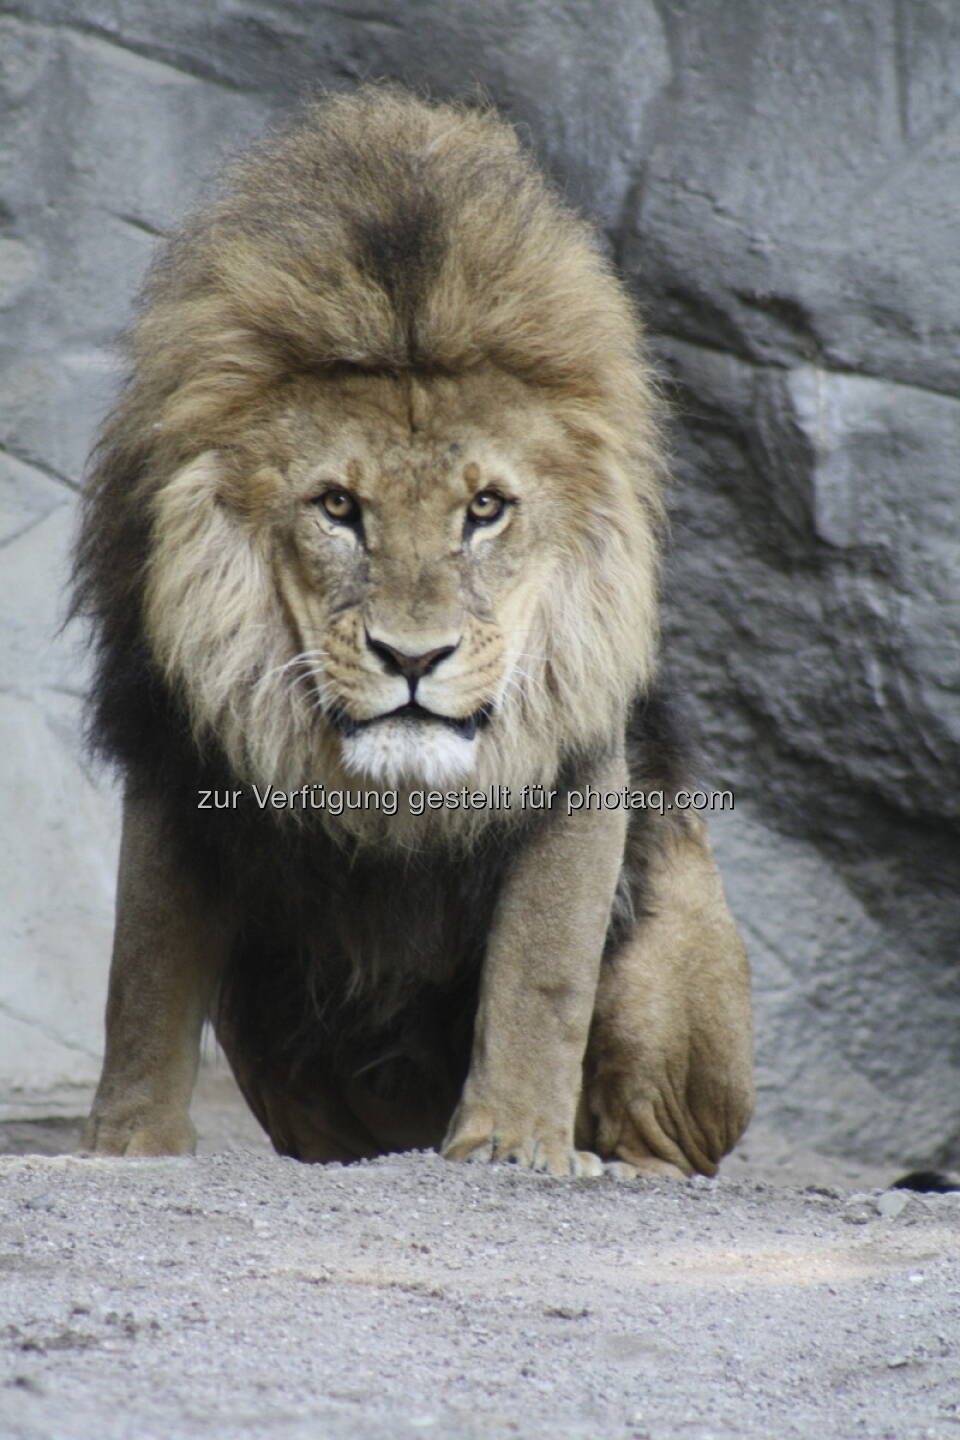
263, 648, 330, 683
502, 656, 549, 711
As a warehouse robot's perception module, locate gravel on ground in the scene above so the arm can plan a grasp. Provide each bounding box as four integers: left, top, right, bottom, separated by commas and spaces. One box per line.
1, 1072, 958, 1440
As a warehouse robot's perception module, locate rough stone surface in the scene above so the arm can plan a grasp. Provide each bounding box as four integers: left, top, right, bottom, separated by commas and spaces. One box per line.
1, 1, 958, 1167
625, 5, 960, 1166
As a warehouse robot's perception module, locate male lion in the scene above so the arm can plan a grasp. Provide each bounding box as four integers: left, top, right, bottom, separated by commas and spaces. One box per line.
73, 88, 753, 1177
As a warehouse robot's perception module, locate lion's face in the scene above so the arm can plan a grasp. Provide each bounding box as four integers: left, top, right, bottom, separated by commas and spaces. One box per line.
145, 364, 658, 828
276, 370, 555, 787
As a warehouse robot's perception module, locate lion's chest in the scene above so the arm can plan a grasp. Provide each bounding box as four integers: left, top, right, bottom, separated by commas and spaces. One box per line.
216, 817, 515, 1095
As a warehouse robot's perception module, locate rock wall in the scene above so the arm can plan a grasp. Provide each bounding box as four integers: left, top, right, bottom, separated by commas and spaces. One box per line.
2, 1, 957, 1164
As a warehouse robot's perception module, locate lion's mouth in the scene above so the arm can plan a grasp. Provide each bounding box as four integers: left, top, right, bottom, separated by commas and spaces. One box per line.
329, 701, 492, 742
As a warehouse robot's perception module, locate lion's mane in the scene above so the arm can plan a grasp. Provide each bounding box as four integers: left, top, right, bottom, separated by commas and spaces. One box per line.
72, 87, 663, 845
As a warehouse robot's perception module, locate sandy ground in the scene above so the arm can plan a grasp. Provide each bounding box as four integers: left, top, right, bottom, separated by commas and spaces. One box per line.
2, 1070, 959, 1440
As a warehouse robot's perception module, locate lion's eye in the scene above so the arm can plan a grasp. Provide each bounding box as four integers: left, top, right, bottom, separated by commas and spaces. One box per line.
467, 491, 506, 525
316, 489, 359, 524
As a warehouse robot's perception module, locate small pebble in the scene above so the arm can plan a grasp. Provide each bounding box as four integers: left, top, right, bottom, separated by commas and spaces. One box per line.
876, 1190, 909, 1220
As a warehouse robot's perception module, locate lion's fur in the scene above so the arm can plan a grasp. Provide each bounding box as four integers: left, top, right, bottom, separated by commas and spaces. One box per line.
74, 87, 663, 847
74, 88, 752, 1174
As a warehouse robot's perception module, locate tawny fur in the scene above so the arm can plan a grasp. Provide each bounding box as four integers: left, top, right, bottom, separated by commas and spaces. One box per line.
73, 88, 752, 1175
74, 88, 663, 847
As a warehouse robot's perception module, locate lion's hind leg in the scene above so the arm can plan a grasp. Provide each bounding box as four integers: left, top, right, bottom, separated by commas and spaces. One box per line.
582, 814, 754, 1179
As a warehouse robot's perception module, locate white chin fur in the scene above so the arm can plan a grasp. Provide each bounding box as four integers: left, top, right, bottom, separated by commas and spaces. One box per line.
340, 718, 476, 787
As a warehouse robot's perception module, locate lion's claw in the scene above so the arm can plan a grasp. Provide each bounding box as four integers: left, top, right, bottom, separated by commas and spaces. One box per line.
444, 1131, 604, 1178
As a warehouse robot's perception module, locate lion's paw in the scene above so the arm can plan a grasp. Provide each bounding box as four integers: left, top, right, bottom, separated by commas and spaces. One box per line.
603, 1158, 688, 1181
81, 1111, 197, 1158
443, 1130, 604, 1179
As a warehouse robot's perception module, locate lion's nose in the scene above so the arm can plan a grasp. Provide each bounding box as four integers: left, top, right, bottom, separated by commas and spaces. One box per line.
365, 632, 459, 683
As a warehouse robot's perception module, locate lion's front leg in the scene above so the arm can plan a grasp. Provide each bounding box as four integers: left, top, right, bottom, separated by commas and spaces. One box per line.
442, 753, 627, 1178
82, 789, 230, 1157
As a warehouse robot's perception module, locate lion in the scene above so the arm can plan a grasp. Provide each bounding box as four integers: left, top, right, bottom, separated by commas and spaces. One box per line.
72, 87, 753, 1178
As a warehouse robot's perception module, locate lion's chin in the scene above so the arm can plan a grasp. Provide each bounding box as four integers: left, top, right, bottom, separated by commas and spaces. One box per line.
340, 716, 477, 788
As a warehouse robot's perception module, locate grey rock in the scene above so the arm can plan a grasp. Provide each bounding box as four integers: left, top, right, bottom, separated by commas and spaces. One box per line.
876, 1189, 910, 1220
840, 1196, 876, 1226
639, 4, 960, 1162
0, 0, 957, 1170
